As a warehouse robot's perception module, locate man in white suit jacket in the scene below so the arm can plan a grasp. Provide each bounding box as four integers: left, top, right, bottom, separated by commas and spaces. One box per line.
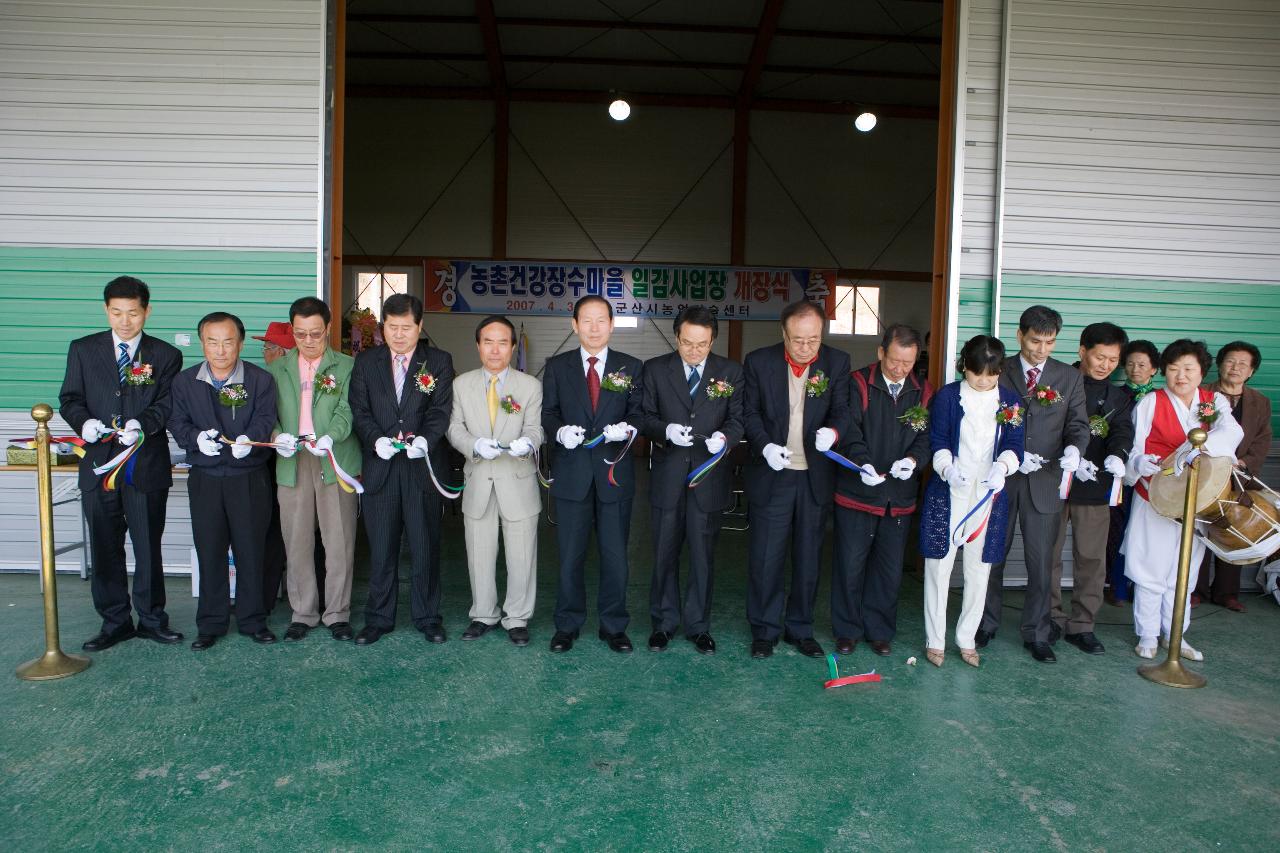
447, 315, 545, 646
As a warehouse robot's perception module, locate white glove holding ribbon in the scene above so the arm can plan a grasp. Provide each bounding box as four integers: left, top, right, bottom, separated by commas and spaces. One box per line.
406, 436, 429, 459
704, 431, 726, 455
860, 465, 887, 487
1134, 453, 1162, 477
275, 432, 298, 458
1103, 455, 1126, 477
603, 422, 633, 443
81, 419, 108, 443
1074, 459, 1098, 483
665, 423, 694, 447
1173, 448, 1201, 477
814, 427, 837, 453
889, 458, 916, 480
474, 437, 502, 460
305, 435, 333, 457
942, 465, 972, 489
979, 461, 1007, 493
196, 428, 222, 458
375, 436, 399, 460
1019, 453, 1046, 475
557, 425, 585, 449
116, 419, 142, 447
230, 435, 253, 460
1059, 445, 1081, 473
763, 443, 792, 472
508, 436, 534, 457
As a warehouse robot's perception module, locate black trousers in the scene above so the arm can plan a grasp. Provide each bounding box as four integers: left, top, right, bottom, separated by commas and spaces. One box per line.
361, 462, 443, 631
262, 485, 286, 615
553, 486, 633, 636
831, 506, 910, 642
189, 467, 270, 636
746, 468, 828, 642
82, 482, 170, 634
649, 497, 722, 636
982, 476, 1064, 643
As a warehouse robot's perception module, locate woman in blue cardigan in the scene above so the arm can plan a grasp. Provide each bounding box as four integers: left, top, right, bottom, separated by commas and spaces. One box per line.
919, 336, 1025, 667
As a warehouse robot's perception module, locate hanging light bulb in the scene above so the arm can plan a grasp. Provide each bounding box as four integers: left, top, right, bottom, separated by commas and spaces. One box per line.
854, 111, 877, 132
608, 98, 632, 121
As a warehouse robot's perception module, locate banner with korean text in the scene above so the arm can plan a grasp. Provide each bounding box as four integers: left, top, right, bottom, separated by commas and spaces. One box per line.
424, 259, 836, 320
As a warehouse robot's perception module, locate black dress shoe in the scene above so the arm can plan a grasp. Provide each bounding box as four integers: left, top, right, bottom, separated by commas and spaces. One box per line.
83, 625, 136, 652
598, 628, 633, 653
507, 626, 530, 646
750, 639, 775, 659
835, 637, 857, 655
974, 629, 994, 649
136, 625, 184, 645
549, 631, 577, 653
329, 622, 354, 641
1024, 641, 1057, 663
355, 625, 390, 645
1048, 622, 1063, 644
648, 631, 672, 651
690, 633, 716, 655
870, 640, 892, 656
422, 625, 447, 644
462, 621, 493, 641
191, 634, 218, 651
284, 622, 310, 642
785, 635, 824, 658
248, 628, 277, 645
1065, 631, 1105, 655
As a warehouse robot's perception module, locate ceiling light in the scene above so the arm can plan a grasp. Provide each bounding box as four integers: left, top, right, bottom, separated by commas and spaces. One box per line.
854, 112, 877, 132
608, 98, 631, 121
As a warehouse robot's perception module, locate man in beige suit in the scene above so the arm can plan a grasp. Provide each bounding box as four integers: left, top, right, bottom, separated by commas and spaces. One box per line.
448, 315, 545, 646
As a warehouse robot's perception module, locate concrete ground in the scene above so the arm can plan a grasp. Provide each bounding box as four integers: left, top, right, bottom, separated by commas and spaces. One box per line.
2, 500, 1278, 851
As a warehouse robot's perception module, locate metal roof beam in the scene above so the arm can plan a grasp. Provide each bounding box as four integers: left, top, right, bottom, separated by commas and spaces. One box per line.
739, 0, 786, 105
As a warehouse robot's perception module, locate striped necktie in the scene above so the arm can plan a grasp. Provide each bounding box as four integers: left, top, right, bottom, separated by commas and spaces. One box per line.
393, 354, 408, 401
117, 342, 130, 384
688, 365, 700, 397
1026, 366, 1041, 392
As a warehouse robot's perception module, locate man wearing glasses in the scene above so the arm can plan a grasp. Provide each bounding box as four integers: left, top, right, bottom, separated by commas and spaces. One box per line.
266, 297, 361, 642
252, 322, 295, 365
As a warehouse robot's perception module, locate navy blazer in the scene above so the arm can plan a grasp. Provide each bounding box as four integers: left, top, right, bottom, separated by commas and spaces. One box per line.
349, 342, 455, 496
59, 330, 182, 493
918, 381, 1025, 563
169, 360, 278, 475
640, 351, 745, 512
541, 347, 644, 503
742, 342, 852, 506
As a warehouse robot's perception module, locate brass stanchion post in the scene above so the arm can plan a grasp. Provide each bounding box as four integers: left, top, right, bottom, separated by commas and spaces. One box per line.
1138, 427, 1207, 689
15, 403, 91, 681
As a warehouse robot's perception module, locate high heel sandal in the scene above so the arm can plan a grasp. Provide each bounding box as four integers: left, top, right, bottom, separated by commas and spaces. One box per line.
960, 648, 980, 668
926, 647, 945, 667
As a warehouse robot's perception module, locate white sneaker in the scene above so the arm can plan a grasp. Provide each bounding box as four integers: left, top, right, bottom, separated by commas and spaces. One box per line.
1134, 642, 1157, 659
1159, 636, 1204, 661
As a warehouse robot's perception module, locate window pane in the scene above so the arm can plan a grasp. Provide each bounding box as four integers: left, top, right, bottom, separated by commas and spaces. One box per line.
854, 286, 880, 336
830, 284, 855, 335
356, 272, 408, 319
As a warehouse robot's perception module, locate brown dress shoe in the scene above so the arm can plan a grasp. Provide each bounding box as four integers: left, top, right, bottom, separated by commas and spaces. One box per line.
1220, 597, 1246, 613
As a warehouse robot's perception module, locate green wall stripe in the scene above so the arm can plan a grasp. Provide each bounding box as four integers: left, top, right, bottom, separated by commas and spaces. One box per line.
0, 247, 315, 411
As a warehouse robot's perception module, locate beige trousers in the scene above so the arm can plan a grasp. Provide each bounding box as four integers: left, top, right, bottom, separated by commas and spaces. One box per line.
1049, 502, 1109, 633
277, 451, 358, 626
463, 491, 538, 628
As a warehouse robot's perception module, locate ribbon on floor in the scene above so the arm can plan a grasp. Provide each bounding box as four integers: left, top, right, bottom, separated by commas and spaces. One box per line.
11, 436, 89, 458
951, 488, 997, 547
1108, 475, 1124, 507
686, 444, 728, 488
822, 655, 882, 689
92, 432, 145, 491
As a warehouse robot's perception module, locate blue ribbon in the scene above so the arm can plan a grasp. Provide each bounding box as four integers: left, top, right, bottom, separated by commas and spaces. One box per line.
951, 488, 996, 546
686, 445, 728, 487
821, 449, 878, 478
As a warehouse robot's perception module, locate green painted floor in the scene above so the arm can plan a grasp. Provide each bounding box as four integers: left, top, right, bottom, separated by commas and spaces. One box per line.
2, 499, 1279, 851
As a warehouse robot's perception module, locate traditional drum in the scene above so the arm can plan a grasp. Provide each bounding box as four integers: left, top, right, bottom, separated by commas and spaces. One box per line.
1202, 475, 1280, 565
1148, 453, 1234, 522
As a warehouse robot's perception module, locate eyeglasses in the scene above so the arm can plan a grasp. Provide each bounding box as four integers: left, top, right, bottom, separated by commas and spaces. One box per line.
291, 329, 327, 341
677, 338, 712, 351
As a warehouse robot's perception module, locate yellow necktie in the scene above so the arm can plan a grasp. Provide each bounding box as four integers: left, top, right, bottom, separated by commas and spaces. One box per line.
487, 374, 499, 429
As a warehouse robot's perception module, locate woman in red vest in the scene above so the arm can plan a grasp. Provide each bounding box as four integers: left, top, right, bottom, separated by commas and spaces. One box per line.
1121, 340, 1243, 661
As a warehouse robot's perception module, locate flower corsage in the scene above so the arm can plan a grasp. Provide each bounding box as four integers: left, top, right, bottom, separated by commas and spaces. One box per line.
705, 378, 734, 399
996, 402, 1023, 427
1029, 383, 1062, 406
898, 404, 929, 432
124, 362, 154, 386
602, 370, 633, 393
415, 370, 437, 395
1196, 400, 1219, 426
805, 370, 829, 398
500, 395, 521, 414
314, 373, 339, 396
1088, 412, 1111, 437
218, 383, 248, 411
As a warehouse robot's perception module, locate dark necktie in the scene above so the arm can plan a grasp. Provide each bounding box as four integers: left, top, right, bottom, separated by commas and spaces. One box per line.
587, 356, 600, 412
117, 342, 129, 384
688, 365, 700, 398
888, 381, 901, 400
1026, 365, 1041, 392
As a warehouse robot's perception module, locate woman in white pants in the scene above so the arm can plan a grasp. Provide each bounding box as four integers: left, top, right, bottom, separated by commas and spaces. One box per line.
918, 336, 1025, 667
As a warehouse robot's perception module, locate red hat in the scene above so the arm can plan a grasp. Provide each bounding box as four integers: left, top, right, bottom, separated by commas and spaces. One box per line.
252, 321, 295, 349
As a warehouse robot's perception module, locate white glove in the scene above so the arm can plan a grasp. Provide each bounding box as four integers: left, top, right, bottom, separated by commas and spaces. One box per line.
704, 431, 726, 455
665, 423, 694, 447
375, 437, 399, 460
1104, 455, 1126, 477
1134, 453, 1162, 477
1059, 445, 1081, 473
116, 418, 142, 447
81, 418, 107, 443
942, 465, 972, 489
814, 427, 837, 453
889, 458, 916, 480
230, 434, 252, 460
304, 435, 332, 457
508, 436, 534, 457
406, 436, 428, 459
1074, 460, 1098, 483
1173, 448, 1201, 477
860, 465, 887, 487
1019, 453, 1046, 475
763, 443, 792, 472
603, 422, 633, 443
979, 461, 1007, 493
274, 432, 298, 458
473, 437, 502, 460
196, 428, 221, 458
557, 425, 585, 449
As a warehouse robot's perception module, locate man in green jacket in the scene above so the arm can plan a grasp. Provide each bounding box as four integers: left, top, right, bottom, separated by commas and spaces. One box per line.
269, 296, 362, 641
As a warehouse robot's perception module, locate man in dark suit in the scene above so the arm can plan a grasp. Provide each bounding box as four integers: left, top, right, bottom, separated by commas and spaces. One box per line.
640, 306, 744, 655
542, 295, 644, 653
979, 304, 1090, 662
169, 312, 280, 650
743, 299, 852, 659
59, 276, 184, 651
348, 293, 455, 645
